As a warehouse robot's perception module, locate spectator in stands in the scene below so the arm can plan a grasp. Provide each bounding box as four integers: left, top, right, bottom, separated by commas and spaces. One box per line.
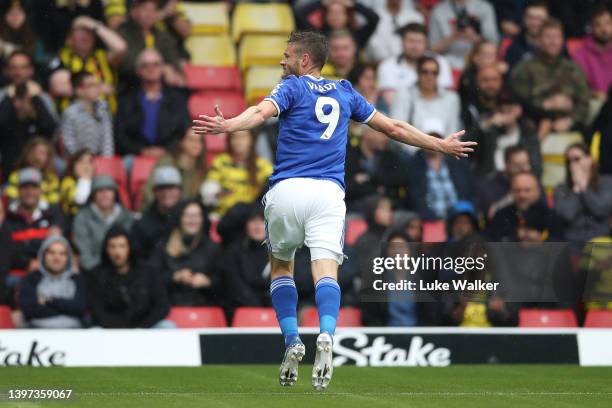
116, 0, 183, 86
322, 29, 359, 79
489, 0, 526, 38
406, 119, 475, 220
1, 168, 64, 287
395, 211, 423, 242
73, 175, 135, 271
59, 149, 94, 217
429, 0, 499, 69
505, 0, 549, 70
88, 226, 173, 328
446, 200, 480, 242
0, 51, 57, 178
150, 199, 220, 306
365, 0, 424, 62
573, 4, 612, 100
48, 15, 127, 113
60, 72, 114, 157
345, 125, 408, 211
462, 65, 540, 178
295, 0, 380, 49
201, 130, 272, 217
510, 18, 591, 139
347, 64, 388, 113
19, 235, 86, 328
4, 137, 60, 205
459, 40, 508, 108
591, 87, 612, 175
141, 127, 206, 210
220, 204, 271, 310
131, 166, 182, 259
487, 172, 563, 241
390, 57, 461, 154
32, 0, 104, 55
0, 0, 37, 63
115, 48, 190, 158
547, 0, 602, 39
377, 23, 453, 107
477, 145, 534, 219
554, 143, 612, 243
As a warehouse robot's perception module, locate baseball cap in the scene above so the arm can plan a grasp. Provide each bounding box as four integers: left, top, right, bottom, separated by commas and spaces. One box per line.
18, 167, 42, 187
152, 166, 182, 188
91, 175, 117, 192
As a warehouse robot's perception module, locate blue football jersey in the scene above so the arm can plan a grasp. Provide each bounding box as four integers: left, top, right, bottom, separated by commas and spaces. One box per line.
264, 74, 376, 190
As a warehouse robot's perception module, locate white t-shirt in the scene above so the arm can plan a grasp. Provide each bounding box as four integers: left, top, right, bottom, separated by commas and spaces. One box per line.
377, 54, 454, 92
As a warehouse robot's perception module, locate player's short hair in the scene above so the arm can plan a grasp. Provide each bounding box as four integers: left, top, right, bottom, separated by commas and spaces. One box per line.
71, 70, 94, 90
287, 30, 328, 70
539, 18, 564, 36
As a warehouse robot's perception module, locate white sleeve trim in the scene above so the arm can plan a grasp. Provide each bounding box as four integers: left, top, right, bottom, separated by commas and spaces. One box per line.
361, 108, 377, 124
263, 97, 281, 117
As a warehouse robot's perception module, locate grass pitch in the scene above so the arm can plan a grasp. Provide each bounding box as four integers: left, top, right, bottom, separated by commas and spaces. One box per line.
1, 365, 611, 408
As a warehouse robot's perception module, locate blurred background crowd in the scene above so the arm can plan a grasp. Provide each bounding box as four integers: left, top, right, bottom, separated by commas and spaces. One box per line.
0, 0, 611, 330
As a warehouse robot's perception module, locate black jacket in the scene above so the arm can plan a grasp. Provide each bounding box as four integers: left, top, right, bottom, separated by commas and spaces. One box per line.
130, 202, 173, 259
486, 202, 565, 242
115, 86, 190, 155
87, 261, 170, 328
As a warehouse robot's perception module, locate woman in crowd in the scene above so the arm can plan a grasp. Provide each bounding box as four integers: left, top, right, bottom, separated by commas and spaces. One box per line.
201, 130, 272, 217
150, 199, 220, 306
554, 143, 612, 243
294, 0, 379, 48
0, 0, 37, 62
4, 137, 60, 204
141, 126, 206, 210
59, 149, 94, 217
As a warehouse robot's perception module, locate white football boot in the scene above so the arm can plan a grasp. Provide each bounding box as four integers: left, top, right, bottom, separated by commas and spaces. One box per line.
312, 332, 333, 391
279, 341, 305, 386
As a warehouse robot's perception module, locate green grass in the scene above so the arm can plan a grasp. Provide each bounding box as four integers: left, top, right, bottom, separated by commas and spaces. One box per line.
1, 365, 611, 407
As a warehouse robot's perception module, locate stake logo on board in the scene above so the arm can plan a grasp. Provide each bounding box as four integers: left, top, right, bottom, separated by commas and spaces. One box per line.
0, 341, 66, 366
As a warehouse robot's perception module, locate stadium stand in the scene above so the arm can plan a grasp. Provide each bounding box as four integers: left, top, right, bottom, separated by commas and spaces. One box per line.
184, 65, 242, 94
129, 155, 158, 211
519, 309, 578, 328
232, 307, 277, 327
188, 92, 247, 120
584, 310, 612, 328
301, 307, 363, 327
0, 306, 15, 329
231, 3, 295, 42
167, 307, 228, 328
182, 2, 229, 35
345, 218, 368, 247
245, 66, 283, 104
186, 34, 237, 66
238, 35, 288, 72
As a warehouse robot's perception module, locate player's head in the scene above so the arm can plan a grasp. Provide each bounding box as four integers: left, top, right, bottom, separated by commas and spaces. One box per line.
281, 30, 328, 78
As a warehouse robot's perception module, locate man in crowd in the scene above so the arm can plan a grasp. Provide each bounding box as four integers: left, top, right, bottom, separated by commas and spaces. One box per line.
505, 0, 549, 70
511, 18, 591, 138
0, 51, 57, 177
115, 48, 190, 158
377, 23, 453, 106
130, 166, 182, 258
19, 235, 86, 328
322, 29, 359, 79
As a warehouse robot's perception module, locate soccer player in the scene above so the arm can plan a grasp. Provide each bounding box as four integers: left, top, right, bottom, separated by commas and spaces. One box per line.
193, 31, 475, 391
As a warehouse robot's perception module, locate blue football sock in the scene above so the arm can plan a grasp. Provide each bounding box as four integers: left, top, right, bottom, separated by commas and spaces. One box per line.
270, 276, 300, 347
315, 277, 341, 337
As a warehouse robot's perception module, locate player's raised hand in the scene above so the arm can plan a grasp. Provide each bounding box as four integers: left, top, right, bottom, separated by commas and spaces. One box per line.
192, 105, 227, 135
441, 130, 477, 159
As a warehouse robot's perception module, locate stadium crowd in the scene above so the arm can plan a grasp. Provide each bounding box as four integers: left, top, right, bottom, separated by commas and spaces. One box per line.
0, 0, 611, 329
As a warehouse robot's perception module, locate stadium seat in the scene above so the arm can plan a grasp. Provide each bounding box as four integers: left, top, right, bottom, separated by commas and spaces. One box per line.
566, 38, 584, 58
94, 156, 131, 209
182, 2, 229, 35
345, 218, 367, 246
451, 68, 462, 90
584, 310, 612, 328
499, 37, 513, 59
0, 305, 14, 329
167, 306, 228, 328
301, 307, 363, 327
245, 66, 282, 104
130, 155, 158, 210
232, 307, 277, 327
205, 133, 227, 154
238, 35, 287, 71
186, 35, 236, 66
231, 3, 295, 42
422, 221, 447, 243
209, 218, 221, 243
189, 92, 247, 120
184, 65, 242, 94
518, 309, 578, 327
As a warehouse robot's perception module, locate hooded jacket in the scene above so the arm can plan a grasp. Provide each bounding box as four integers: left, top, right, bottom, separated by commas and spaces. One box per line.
19, 235, 86, 328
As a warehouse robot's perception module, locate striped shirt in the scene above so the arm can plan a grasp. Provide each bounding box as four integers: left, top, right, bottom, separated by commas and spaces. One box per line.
61, 100, 114, 156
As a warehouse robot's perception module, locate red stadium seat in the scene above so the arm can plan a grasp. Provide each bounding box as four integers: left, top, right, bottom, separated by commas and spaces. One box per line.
93, 156, 131, 209
422, 221, 446, 242
301, 307, 363, 327
0, 306, 14, 329
232, 307, 277, 327
584, 310, 612, 328
189, 92, 247, 120
205, 133, 228, 154
499, 37, 513, 59
451, 68, 462, 90
184, 65, 242, 93
566, 38, 584, 58
167, 307, 227, 328
130, 155, 158, 210
345, 218, 367, 246
519, 309, 578, 327
209, 218, 221, 243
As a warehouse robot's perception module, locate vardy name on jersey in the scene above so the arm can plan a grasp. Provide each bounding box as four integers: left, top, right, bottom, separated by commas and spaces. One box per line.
264, 74, 376, 190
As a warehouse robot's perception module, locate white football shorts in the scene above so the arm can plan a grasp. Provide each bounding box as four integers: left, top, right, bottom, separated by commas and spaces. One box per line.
262, 178, 346, 264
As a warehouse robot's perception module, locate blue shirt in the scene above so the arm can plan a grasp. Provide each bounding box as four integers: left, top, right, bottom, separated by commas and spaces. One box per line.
265, 74, 376, 190
139, 91, 162, 144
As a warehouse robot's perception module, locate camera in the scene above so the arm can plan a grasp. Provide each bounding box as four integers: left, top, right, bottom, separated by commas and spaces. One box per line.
456, 8, 481, 34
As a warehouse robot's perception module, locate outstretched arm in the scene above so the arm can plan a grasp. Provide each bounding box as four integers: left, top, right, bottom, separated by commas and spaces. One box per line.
192, 100, 278, 135
367, 112, 476, 159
